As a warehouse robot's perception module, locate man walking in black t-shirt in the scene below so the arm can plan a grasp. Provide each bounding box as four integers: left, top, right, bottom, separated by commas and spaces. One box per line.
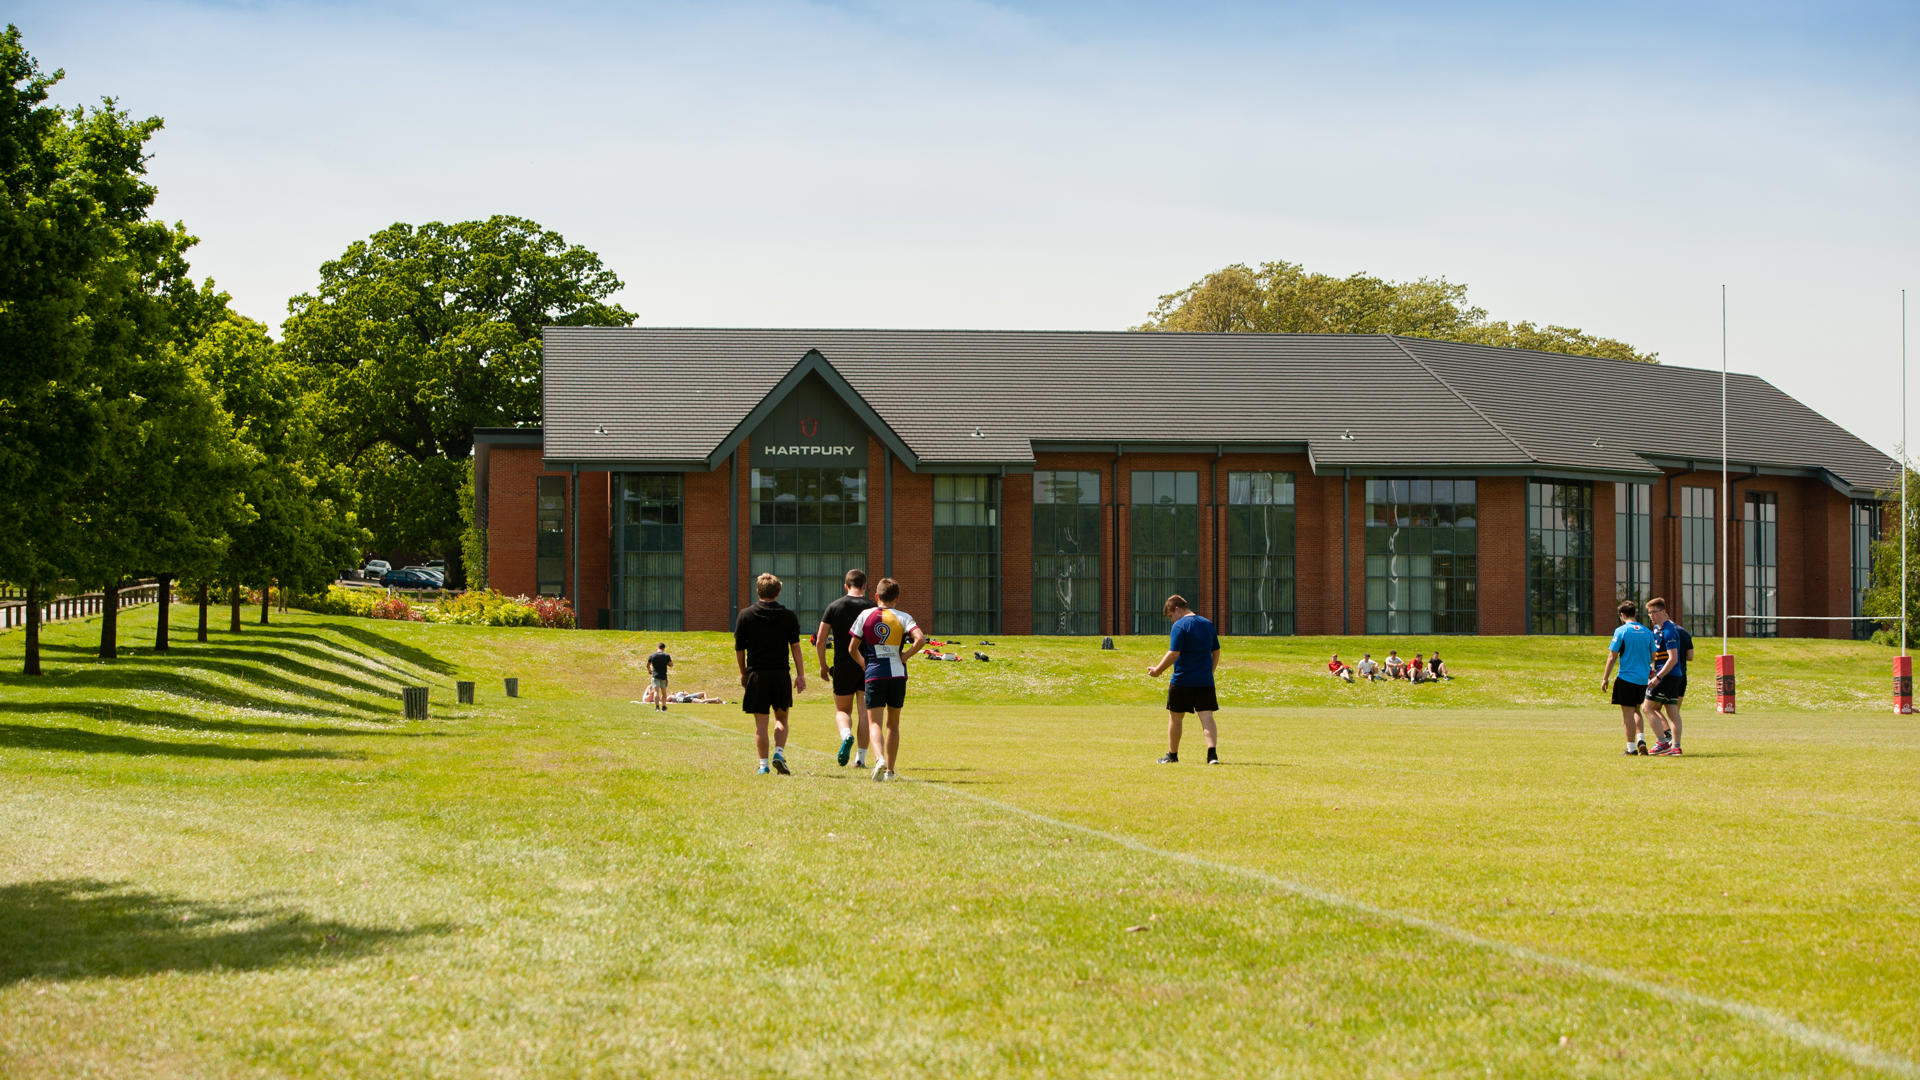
645, 642, 672, 712
735, 572, 807, 775
816, 569, 876, 768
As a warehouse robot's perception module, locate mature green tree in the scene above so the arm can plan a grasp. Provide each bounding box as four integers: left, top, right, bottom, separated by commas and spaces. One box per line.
1136, 259, 1657, 363
193, 315, 365, 631
282, 216, 634, 588
0, 26, 182, 673
1865, 468, 1918, 648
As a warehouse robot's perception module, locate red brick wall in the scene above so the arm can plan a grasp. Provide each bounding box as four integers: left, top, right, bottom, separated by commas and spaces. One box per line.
1593, 479, 1616, 623
577, 471, 610, 629
890, 458, 935, 624
684, 459, 732, 632
867, 437, 888, 579
1477, 478, 1527, 635
487, 446, 542, 599
1001, 472, 1033, 634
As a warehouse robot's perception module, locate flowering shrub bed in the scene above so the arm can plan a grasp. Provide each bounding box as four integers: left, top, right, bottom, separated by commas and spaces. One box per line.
426, 590, 540, 627
293, 586, 572, 628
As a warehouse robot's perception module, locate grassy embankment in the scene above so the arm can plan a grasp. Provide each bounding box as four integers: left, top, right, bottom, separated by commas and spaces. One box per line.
1, 606, 1915, 1078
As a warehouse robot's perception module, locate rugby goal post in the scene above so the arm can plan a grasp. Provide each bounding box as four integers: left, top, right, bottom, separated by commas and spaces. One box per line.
1714, 289, 1910, 716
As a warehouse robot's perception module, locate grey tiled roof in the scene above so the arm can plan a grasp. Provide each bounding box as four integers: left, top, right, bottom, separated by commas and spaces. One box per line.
541, 328, 1892, 493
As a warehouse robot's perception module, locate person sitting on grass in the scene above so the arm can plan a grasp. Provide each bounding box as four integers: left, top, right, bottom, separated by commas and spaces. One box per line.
1327, 653, 1355, 683
1384, 650, 1407, 680
1409, 654, 1431, 683
1356, 653, 1381, 681
1428, 651, 1450, 680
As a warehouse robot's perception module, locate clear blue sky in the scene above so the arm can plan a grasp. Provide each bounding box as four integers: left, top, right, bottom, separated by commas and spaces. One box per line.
15, 0, 1920, 453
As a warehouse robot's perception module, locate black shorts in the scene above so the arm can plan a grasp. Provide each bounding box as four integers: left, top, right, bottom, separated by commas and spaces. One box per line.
832, 662, 866, 697
1610, 678, 1647, 707
1167, 684, 1219, 714
1647, 675, 1687, 705
865, 679, 907, 711
742, 670, 793, 715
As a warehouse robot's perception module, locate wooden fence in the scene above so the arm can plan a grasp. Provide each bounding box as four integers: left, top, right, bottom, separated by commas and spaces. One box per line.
0, 580, 166, 631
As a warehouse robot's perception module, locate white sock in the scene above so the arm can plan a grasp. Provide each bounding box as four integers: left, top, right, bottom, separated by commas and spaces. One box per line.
759, 758, 769, 768
773, 747, 784, 759
839, 726, 852, 739
855, 750, 866, 765
1627, 741, 1637, 752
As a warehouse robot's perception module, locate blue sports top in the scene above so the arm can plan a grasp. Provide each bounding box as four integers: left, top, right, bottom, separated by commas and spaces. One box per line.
1651, 621, 1692, 679
1610, 621, 1655, 685
1168, 613, 1219, 687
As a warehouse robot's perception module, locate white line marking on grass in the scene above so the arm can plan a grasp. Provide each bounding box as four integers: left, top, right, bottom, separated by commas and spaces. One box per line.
675, 712, 1919, 1078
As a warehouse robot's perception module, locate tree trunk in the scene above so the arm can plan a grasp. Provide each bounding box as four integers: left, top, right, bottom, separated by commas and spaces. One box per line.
229, 581, 242, 633
154, 573, 172, 652
260, 582, 270, 625
197, 583, 209, 642
24, 581, 41, 676
446, 545, 465, 591
99, 581, 119, 660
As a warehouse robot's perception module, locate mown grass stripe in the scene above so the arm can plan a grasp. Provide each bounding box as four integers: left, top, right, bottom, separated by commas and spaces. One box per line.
679, 711, 1920, 1079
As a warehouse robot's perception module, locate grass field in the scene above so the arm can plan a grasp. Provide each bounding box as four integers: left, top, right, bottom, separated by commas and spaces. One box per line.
1, 605, 1917, 1078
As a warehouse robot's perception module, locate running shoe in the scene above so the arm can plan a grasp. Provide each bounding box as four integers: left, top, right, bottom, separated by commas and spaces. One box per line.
1666, 746, 1682, 756
1651, 742, 1674, 756
837, 734, 853, 766
771, 755, 791, 775
1636, 741, 1649, 756
873, 763, 887, 782
1623, 746, 1640, 756
1158, 753, 1179, 764
884, 770, 897, 781
756, 764, 770, 775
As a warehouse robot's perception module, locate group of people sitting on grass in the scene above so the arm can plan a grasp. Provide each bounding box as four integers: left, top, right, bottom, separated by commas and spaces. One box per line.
1327, 648, 1450, 684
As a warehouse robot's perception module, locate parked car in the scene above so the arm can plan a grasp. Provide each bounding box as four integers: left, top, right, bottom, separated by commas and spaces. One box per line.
359, 559, 392, 581
381, 569, 441, 589
401, 566, 445, 584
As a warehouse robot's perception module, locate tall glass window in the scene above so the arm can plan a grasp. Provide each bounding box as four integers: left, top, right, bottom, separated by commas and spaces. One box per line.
1680, 486, 1716, 629
1744, 491, 1778, 637
1365, 479, 1477, 634
934, 475, 999, 635
750, 466, 867, 623
1227, 471, 1296, 635
611, 474, 684, 630
1130, 471, 1200, 633
1527, 481, 1594, 635
536, 476, 566, 597
1033, 470, 1101, 635
1614, 482, 1651, 616
1853, 500, 1882, 639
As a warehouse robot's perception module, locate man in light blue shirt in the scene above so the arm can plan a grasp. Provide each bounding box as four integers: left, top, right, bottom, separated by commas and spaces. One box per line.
1601, 599, 1657, 755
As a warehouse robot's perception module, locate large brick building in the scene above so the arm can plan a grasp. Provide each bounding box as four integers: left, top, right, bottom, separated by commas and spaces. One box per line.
476, 328, 1892, 638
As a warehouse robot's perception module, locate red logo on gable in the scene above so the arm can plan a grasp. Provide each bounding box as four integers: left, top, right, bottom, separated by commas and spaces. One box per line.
800, 417, 819, 439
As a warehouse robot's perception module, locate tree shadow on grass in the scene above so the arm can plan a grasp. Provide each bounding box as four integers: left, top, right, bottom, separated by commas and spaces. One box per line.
0, 667, 369, 722
0, 723, 360, 761
279, 623, 458, 677
0, 701, 447, 740
0, 879, 452, 984
35, 647, 389, 715
43, 642, 403, 701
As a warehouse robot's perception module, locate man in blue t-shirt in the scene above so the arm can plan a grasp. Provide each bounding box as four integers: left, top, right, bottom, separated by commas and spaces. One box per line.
1602, 599, 1657, 755
1145, 594, 1220, 765
1642, 597, 1694, 756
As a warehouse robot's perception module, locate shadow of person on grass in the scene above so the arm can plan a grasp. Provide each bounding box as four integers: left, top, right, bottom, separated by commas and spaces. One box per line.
0, 701, 447, 740
0, 879, 451, 984
0, 723, 361, 761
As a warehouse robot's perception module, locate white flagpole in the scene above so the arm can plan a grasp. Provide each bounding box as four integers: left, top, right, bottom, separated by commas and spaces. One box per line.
1722, 285, 1729, 656
1903, 288, 1908, 658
